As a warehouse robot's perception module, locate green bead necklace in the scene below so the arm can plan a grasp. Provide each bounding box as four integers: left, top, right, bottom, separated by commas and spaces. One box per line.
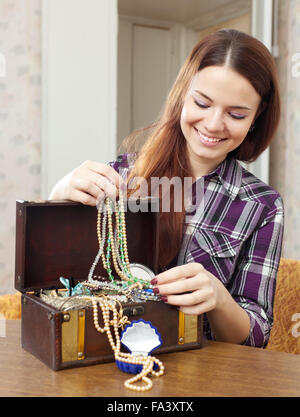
97, 194, 153, 289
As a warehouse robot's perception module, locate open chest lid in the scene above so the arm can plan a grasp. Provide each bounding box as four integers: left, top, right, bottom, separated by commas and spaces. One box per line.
15, 199, 159, 292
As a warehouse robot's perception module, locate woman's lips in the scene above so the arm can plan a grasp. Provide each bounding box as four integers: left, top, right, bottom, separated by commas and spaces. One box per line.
194, 128, 227, 145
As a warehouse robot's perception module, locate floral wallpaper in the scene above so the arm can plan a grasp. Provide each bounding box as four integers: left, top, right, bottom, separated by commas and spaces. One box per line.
269, 0, 300, 261
0, 0, 41, 294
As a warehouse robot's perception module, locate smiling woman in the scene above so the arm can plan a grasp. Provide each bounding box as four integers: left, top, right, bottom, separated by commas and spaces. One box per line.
49, 29, 284, 349
180, 66, 262, 177
126, 29, 281, 266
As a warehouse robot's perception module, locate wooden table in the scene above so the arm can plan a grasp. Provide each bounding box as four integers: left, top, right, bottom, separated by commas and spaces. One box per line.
1, 320, 300, 397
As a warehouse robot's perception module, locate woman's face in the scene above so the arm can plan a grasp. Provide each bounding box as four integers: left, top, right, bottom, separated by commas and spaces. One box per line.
180, 65, 261, 176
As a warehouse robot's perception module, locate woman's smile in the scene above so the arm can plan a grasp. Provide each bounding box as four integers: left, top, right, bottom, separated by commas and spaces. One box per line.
180, 65, 261, 177
193, 127, 227, 145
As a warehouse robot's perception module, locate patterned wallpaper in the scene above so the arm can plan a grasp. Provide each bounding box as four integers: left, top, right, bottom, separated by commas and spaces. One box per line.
269, 0, 300, 260
0, 0, 41, 294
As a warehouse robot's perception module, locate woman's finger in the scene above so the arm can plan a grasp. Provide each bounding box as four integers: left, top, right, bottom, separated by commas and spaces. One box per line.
69, 163, 122, 202
73, 177, 103, 199
68, 189, 98, 206
153, 263, 205, 285
155, 275, 204, 295
164, 288, 212, 307
95, 175, 118, 200
83, 160, 124, 189
178, 299, 215, 316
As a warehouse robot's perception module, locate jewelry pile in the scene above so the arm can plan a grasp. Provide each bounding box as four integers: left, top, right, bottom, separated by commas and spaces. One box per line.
40, 193, 164, 391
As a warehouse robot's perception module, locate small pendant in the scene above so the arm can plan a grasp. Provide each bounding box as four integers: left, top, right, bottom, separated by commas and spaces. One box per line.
129, 263, 155, 282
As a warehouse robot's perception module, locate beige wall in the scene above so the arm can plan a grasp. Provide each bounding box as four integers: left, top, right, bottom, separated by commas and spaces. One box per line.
0, 0, 41, 294
0, 0, 118, 295
197, 13, 251, 39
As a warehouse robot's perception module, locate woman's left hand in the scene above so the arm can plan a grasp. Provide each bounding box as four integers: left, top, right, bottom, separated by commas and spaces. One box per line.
152, 263, 224, 315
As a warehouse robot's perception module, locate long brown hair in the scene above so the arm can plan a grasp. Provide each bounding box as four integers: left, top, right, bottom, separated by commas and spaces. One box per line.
124, 29, 281, 269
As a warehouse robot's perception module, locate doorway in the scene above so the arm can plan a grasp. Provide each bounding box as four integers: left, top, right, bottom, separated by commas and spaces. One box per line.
117, 0, 252, 150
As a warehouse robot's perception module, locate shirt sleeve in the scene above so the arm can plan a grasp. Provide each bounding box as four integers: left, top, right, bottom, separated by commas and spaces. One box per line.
228, 195, 284, 347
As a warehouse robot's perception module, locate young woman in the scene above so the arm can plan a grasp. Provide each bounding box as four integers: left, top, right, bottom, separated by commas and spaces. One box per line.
49, 29, 284, 348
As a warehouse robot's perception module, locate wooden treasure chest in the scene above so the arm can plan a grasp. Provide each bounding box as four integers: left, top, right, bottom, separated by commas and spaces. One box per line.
15, 199, 203, 371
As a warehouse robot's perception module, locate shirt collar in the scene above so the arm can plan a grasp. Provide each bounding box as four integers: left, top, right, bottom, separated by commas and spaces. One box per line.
203, 157, 243, 200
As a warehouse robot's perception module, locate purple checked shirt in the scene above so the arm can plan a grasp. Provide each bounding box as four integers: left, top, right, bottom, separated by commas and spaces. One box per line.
109, 153, 284, 348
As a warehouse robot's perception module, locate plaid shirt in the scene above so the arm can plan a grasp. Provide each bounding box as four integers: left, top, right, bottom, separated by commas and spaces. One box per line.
109, 153, 284, 348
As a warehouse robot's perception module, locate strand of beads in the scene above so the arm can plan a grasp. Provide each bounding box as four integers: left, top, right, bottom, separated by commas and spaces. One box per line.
116, 195, 130, 266
82, 279, 160, 302
87, 200, 107, 282
105, 197, 132, 284
104, 195, 152, 289
122, 355, 164, 392
111, 195, 153, 289
115, 199, 133, 280
88, 296, 164, 392
85, 193, 158, 301
113, 202, 128, 278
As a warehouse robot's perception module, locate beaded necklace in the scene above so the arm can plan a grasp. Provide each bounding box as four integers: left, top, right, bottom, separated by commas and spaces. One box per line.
86, 193, 157, 295
104, 196, 153, 288
83, 194, 164, 391
88, 295, 164, 392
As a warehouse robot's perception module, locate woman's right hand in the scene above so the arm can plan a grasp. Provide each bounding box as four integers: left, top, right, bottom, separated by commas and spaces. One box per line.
48, 160, 125, 206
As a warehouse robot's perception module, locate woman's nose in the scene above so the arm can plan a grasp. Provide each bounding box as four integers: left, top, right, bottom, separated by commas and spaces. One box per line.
204, 110, 224, 132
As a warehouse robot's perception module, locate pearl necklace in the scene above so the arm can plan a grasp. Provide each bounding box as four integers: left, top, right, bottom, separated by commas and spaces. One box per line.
83, 194, 164, 392
88, 200, 107, 282
88, 295, 164, 392
87, 193, 154, 291
104, 196, 134, 284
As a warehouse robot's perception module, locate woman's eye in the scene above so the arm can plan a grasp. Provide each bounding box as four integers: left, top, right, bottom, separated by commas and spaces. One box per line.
229, 112, 246, 120
193, 99, 247, 120
194, 100, 208, 109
